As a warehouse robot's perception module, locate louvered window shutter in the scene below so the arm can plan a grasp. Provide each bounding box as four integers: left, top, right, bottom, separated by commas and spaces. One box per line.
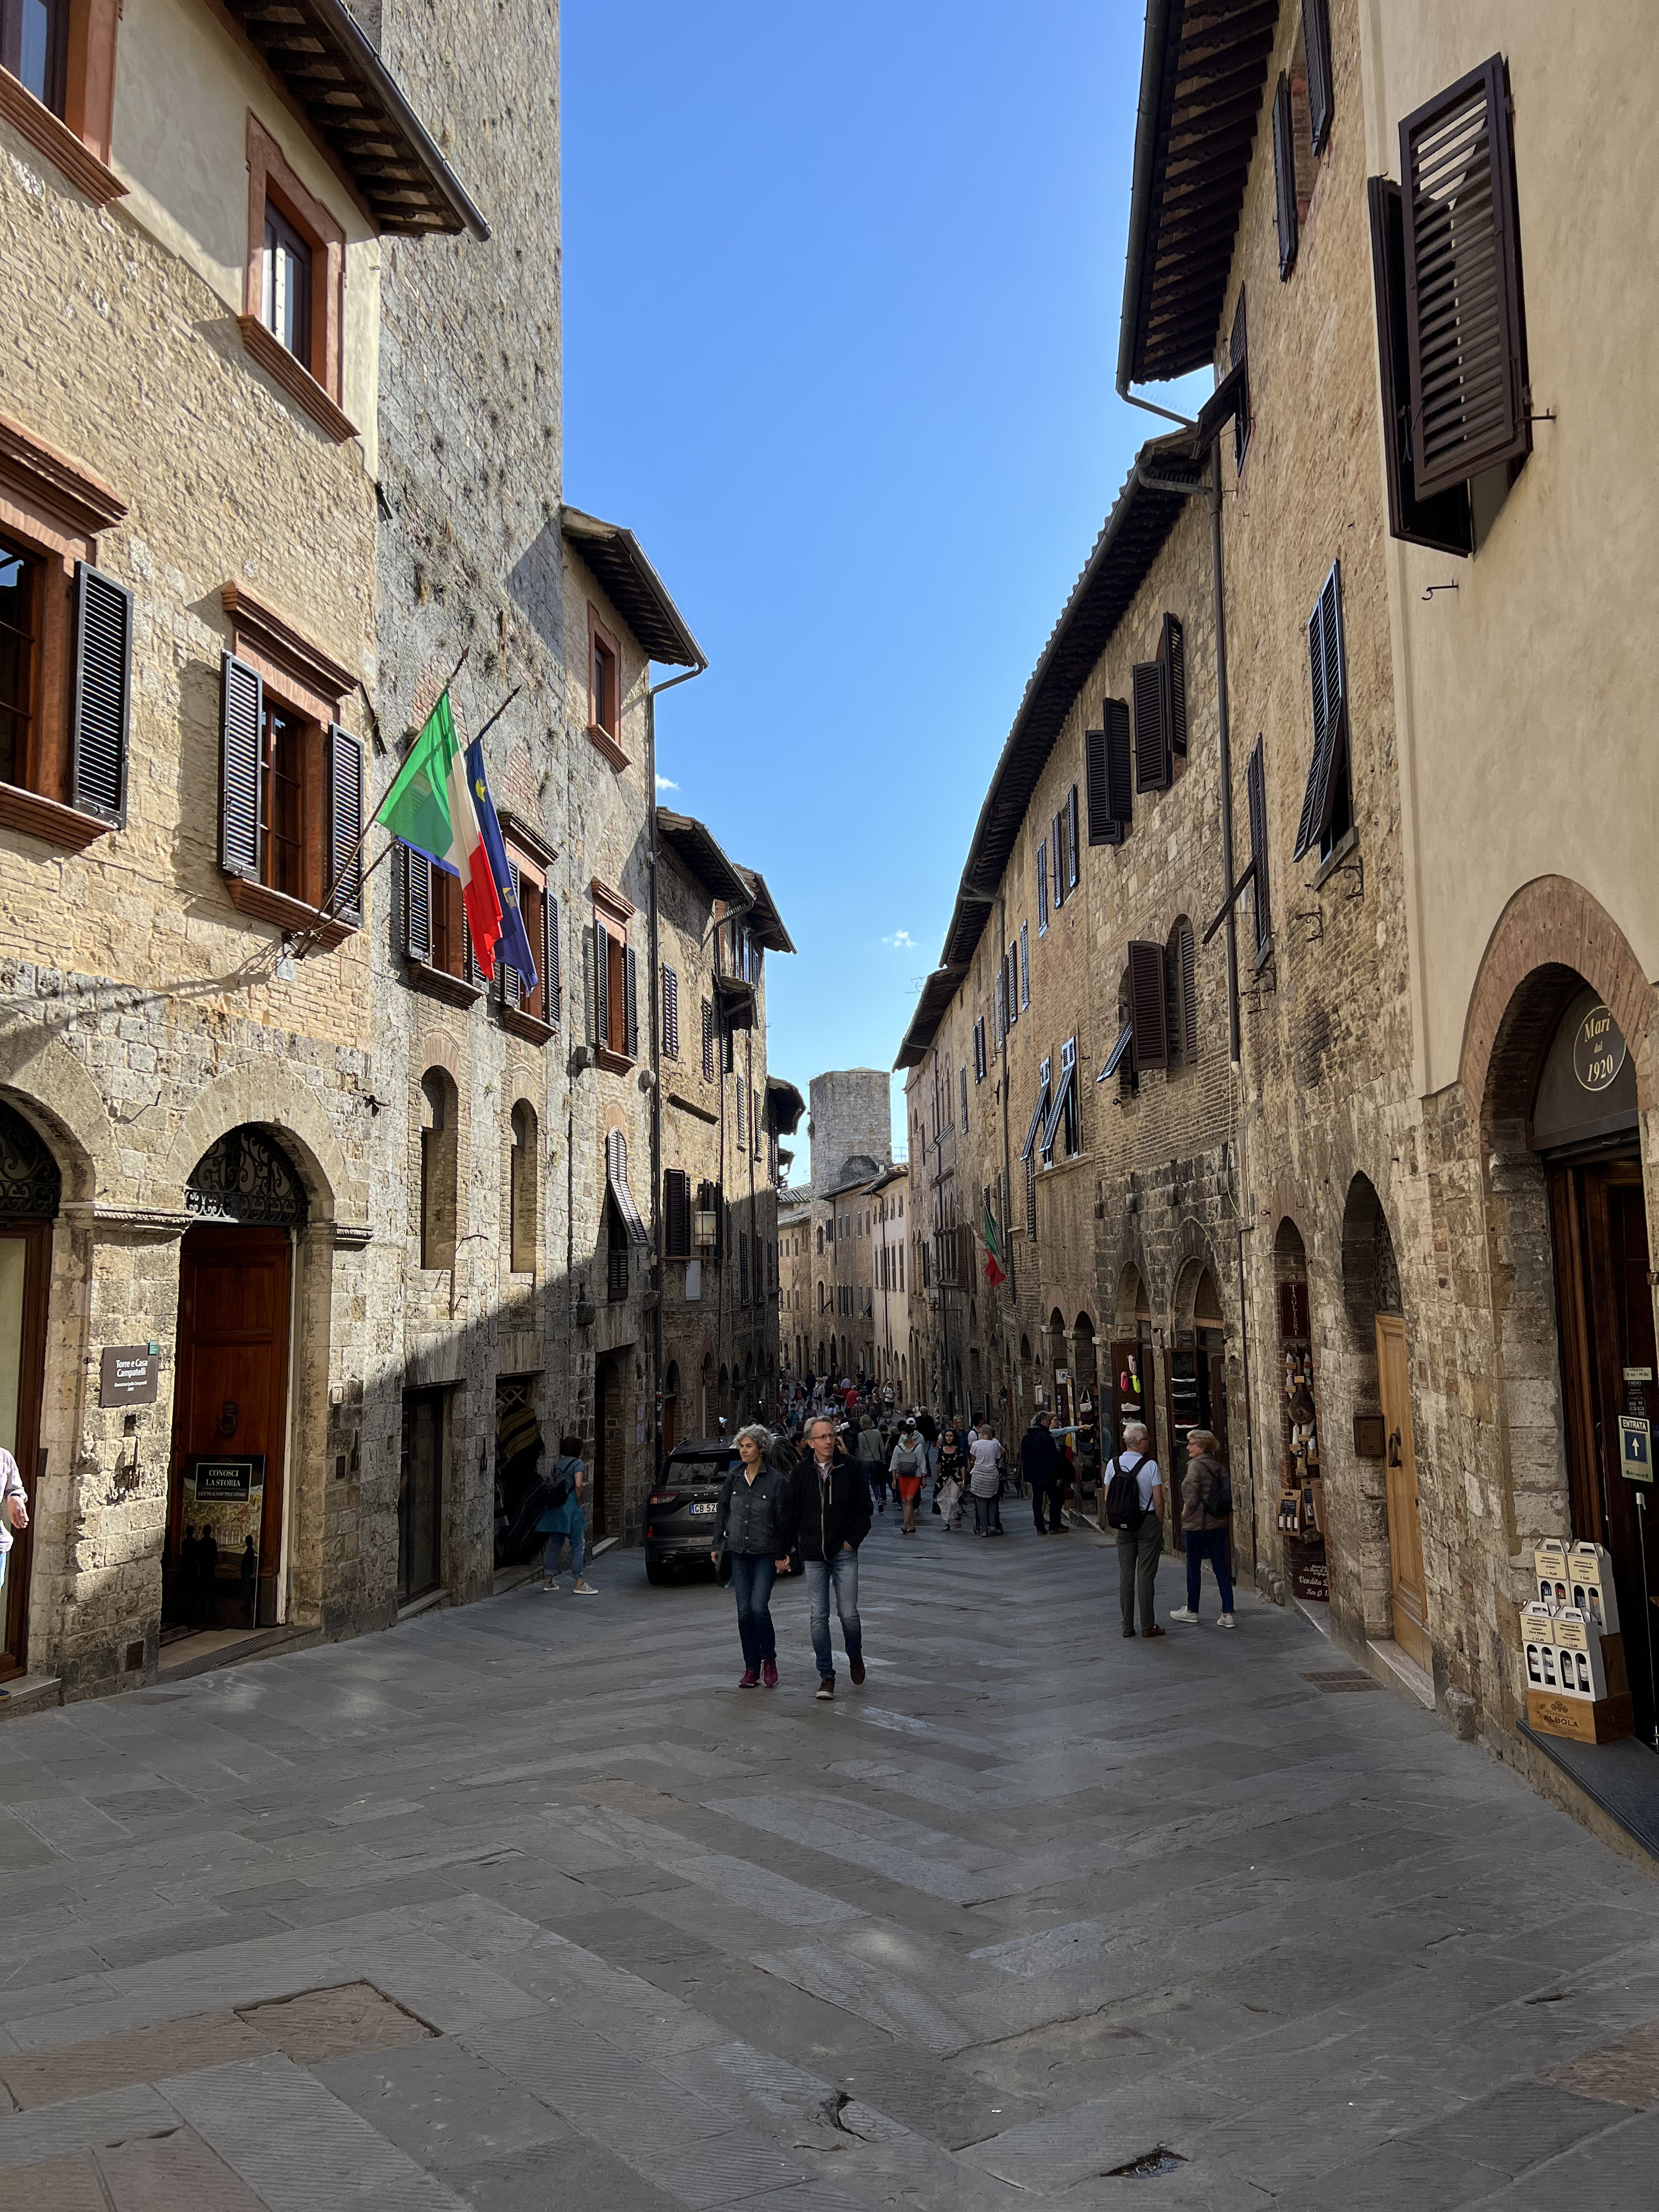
70, 562, 132, 825
1086, 726, 1113, 844
1303, 0, 1334, 154
1400, 56, 1529, 500
665, 1167, 691, 1257
1132, 661, 1169, 793
1066, 786, 1079, 886
464, 910, 479, 984
1019, 922, 1029, 1006
1025, 1150, 1037, 1243
326, 725, 363, 924
594, 924, 609, 1047
1367, 178, 1474, 556
1246, 737, 1272, 959
1162, 615, 1188, 757
1128, 940, 1168, 1073
737, 1080, 746, 1145
661, 964, 679, 1057
624, 945, 638, 1057
403, 844, 432, 962
545, 891, 560, 1022
502, 863, 524, 1005
1229, 288, 1251, 472
754, 1087, 763, 1157
1051, 813, 1065, 908
1293, 561, 1347, 859
1036, 839, 1048, 930
218, 652, 262, 879
701, 998, 714, 1078
1274, 74, 1299, 280
1178, 917, 1198, 1060
1104, 698, 1134, 837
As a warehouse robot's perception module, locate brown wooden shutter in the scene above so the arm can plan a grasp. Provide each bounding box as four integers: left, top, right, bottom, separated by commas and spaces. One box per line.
501, 862, 524, 1005
218, 652, 262, 879
1103, 698, 1133, 840
1177, 917, 1197, 1060
701, 998, 714, 1077
624, 943, 638, 1057
661, 963, 679, 1057
1085, 726, 1113, 843
1367, 177, 1473, 556
1246, 735, 1271, 959
1036, 836, 1048, 928
1128, 940, 1168, 1072
1050, 812, 1065, 907
1293, 561, 1347, 860
463, 908, 479, 984
326, 724, 363, 925
593, 924, 609, 1046
1401, 56, 1529, 499
1229, 288, 1250, 471
1066, 785, 1079, 886
1162, 614, 1187, 757
69, 562, 131, 825
403, 844, 431, 962
1273, 74, 1298, 280
545, 890, 560, 1023
664, 1166, 691, 1257
1303, 0, 1334, 154
1132, 660, 1170, 792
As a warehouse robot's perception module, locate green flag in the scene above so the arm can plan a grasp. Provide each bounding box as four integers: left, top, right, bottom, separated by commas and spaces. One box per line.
982, 1197, 1006, 1285
377, 692, 460, 867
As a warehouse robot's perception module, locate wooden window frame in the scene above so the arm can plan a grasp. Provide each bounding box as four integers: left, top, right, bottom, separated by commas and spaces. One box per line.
586, 605, 626, 770
0, 0, 123, 204
499, 841, 556, 1044
592, 875, 636, 1071
403, 843, 482, 1008
0, 411, 126, 848
508, 1099, 537, 1276
239, 113, 354, 446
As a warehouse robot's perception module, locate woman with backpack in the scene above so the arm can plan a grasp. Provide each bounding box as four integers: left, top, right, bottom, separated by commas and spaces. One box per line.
1170, 1428, 1236, 1629
854, 1413, 888, 1513
538, 1434, 596, 1595
889, 1418, 926, 1535
1102, 1421, 1164, 1637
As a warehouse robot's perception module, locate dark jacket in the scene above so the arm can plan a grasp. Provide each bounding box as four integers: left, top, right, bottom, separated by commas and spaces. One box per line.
1181, 1453, 1232, 1533
1020, 1425, 1061, 1484
788, 1452, 873, 1561
713, 1464, 796, 1557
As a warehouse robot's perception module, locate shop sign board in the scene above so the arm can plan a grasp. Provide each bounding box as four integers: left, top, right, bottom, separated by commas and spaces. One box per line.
1618, 1415, 1651, 1482
190, 1457, 260, 1501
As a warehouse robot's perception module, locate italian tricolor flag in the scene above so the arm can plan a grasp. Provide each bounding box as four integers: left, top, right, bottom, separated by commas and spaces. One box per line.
377, 691, 503, 978
982, 1197, 1006, 1287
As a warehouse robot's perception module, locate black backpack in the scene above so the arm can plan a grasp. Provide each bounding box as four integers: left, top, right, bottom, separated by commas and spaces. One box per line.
1104, 1455, 1146, 1532
1203, 1459, 1233, 1519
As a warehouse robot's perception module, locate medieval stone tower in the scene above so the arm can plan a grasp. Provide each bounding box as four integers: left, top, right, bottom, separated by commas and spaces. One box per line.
807, 1070, 891, 1195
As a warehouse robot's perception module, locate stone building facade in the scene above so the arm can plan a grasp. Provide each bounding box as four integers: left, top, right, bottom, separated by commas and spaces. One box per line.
900, 0, 1659, 1850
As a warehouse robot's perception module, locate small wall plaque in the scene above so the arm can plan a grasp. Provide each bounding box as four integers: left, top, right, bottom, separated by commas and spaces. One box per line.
100, 1345, 159, 1407
1353, 1412, 1386, 1459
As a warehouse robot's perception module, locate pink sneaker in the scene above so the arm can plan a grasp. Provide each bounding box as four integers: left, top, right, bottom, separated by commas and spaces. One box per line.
739, 1669, 760, 1688
762, 1658, 779, 1688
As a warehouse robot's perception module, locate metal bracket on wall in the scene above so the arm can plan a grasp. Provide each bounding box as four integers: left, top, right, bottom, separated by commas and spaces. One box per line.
1332, 853, 1365, 902
1421, 582, 1459, 602
1291, 906, 1324, 945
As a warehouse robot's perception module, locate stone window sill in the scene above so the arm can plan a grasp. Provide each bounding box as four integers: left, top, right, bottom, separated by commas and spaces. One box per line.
595, 1045, 635, 1076
0, 72, 125, 205
1310, 825, 1359, 891
0, 781, 111, 851
226, 875, 353, 951
237, 317, 357, 445
500, 1005, 555, 1046
586, 722, 628, 773
408, 960, 481, 1010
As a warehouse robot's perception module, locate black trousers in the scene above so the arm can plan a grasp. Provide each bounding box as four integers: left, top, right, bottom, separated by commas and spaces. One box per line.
1030, 1479, 1063, 1533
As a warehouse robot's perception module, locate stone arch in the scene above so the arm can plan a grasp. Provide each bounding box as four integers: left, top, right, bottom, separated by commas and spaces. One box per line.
0, 1033, 113, 1206
1169, 1218, 1228, 1338
1112, 1262, 1150, 1334
160, 1067, 355, 1223
1461, 876, 1654, 1126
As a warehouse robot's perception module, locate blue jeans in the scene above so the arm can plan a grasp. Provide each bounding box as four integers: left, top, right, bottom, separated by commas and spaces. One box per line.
804, 1549, 862, 1679
1185, 1527, 1233, 1614
542, 1519, 584, 1578
729, 1552, 778, 1671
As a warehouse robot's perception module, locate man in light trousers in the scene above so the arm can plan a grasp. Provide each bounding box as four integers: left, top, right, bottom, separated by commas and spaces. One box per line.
1110, 1421, 1165, 1639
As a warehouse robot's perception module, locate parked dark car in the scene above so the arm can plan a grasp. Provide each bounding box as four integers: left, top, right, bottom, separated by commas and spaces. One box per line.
644, 1439, 737, 1584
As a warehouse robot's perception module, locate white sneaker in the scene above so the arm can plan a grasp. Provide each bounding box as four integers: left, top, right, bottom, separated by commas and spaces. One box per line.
1168, 1607, 1200, 1624
1216, 1613, 1237, 1630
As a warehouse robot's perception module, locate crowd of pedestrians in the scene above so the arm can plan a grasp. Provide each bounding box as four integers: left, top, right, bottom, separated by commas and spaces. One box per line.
694, 1368, 1241, 1691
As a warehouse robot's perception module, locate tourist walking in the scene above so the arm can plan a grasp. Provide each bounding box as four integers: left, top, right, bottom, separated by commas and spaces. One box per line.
711, 1424, 796, 1686
538, 1434, 596, 1594
789, 1414, 870, 1699
889, 1418, 927, 1535
855, 1413, 888, 1514
1169, 1429, 1235, 1628
0, 1447, 25, 1697
936, 1423, 968, 1528
1021, 1412, 1065, 1534
1103, 1421, 1164, 1638
967, 1425, 1004, 1535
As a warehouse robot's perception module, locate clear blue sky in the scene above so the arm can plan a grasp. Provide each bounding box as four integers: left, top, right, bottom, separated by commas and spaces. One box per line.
563, 2, 1205, 1181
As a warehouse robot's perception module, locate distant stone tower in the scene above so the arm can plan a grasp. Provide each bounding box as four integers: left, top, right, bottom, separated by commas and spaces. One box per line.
807, 1070, 892, 1194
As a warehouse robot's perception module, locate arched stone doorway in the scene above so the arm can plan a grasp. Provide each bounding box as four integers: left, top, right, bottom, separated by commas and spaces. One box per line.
1108, 1265, 1155, 1468
168, 1126, 309, 1635
1169, 1256, 1228, 1465
1340, 1176, 1423, 1664
1272, 1219, 1327, 1610
0, 1100, 61, 1682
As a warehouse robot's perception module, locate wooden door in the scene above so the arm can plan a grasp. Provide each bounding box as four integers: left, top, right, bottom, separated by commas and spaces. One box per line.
0, 1220, 50, 1680
1376, 1313, 1430, 1670
170, 1226, 291, 1627
398, 1389, 444, 1605
1582, 1165, 1659, 1740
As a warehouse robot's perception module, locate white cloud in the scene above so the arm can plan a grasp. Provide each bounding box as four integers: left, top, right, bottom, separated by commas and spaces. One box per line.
655, 774, 679, 792
881, 928, 915, 950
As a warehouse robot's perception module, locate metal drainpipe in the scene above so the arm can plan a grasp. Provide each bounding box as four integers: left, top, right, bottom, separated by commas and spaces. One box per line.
644, 660, 707, 1480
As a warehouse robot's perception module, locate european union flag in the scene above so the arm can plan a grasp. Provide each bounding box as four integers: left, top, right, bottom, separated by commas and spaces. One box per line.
464, 739, 538, 991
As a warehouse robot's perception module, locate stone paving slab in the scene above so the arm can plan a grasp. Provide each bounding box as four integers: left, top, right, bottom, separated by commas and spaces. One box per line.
1, 1510, 1656, 2206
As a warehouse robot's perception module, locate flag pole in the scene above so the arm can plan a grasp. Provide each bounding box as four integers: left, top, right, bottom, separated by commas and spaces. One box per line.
290, 645, 472, 960
466, 684, 521, 750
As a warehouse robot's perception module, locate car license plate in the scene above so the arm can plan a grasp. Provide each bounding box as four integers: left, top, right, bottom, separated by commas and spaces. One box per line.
691, 1501, 716, 1516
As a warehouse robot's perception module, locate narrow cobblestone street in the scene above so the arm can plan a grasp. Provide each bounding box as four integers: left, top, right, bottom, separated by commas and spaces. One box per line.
4, 1514, 1658, 2211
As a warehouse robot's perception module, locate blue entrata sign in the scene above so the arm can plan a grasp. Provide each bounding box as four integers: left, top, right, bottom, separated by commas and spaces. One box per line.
1619, 1416, 1652, 1483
